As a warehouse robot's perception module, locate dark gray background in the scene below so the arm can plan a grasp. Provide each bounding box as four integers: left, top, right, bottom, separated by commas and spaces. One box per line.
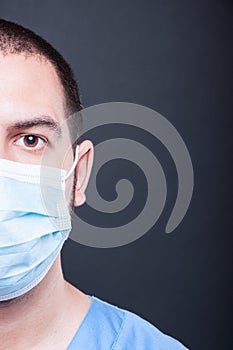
1, 1, 232, 349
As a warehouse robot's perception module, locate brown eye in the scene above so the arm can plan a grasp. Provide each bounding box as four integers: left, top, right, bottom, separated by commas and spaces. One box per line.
15, 134, 46, 150
23, 135, 39, 147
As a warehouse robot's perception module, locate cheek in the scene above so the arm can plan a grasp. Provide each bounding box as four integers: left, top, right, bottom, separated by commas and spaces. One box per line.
65, 175, 74, 206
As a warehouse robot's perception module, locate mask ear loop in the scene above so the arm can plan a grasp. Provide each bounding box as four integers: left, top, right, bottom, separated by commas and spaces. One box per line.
64, 145, 79, 180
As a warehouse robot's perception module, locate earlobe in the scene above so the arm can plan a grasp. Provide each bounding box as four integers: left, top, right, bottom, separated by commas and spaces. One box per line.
74, 190, 86, 206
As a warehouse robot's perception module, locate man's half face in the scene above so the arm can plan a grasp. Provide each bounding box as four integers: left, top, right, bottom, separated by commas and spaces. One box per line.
0, 53, 75, 204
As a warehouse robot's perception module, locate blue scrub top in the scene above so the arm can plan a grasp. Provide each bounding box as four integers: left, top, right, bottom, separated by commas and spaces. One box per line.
67, 296, 188, 349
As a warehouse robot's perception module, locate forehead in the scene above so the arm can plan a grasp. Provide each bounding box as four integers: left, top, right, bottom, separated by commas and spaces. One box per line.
0, 53, 65, 123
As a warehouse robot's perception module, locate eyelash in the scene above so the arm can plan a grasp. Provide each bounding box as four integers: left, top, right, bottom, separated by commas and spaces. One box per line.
14, 134, 48, 151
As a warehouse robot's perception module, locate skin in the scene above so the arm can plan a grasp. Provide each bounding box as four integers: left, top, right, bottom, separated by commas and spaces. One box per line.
0, 53, 94, 349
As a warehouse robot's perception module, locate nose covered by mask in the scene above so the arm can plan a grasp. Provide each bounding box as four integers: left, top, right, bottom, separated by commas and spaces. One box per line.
0, 146, 79, 301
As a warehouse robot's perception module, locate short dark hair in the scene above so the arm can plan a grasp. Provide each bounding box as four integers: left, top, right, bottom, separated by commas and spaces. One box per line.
0, 18, 82, 146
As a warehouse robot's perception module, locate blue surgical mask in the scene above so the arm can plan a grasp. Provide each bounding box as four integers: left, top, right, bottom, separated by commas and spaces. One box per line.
0, 146, 79, 301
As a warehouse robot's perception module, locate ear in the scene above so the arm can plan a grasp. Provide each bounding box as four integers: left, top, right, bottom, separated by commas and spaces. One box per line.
74, 140, 94, 207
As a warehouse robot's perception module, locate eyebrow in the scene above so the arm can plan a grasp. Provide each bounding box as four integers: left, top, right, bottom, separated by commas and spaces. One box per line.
7, 115, 62, 138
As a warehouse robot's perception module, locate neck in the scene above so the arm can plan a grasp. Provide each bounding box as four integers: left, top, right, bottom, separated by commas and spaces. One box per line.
0, 256, 65, 345
0, 255, 91, 349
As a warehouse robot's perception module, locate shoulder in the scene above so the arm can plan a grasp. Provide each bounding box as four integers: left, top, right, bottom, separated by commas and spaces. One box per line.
89, 296, 188, 350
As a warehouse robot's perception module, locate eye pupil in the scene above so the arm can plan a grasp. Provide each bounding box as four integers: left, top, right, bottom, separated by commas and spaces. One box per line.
26, 135, 35, 144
